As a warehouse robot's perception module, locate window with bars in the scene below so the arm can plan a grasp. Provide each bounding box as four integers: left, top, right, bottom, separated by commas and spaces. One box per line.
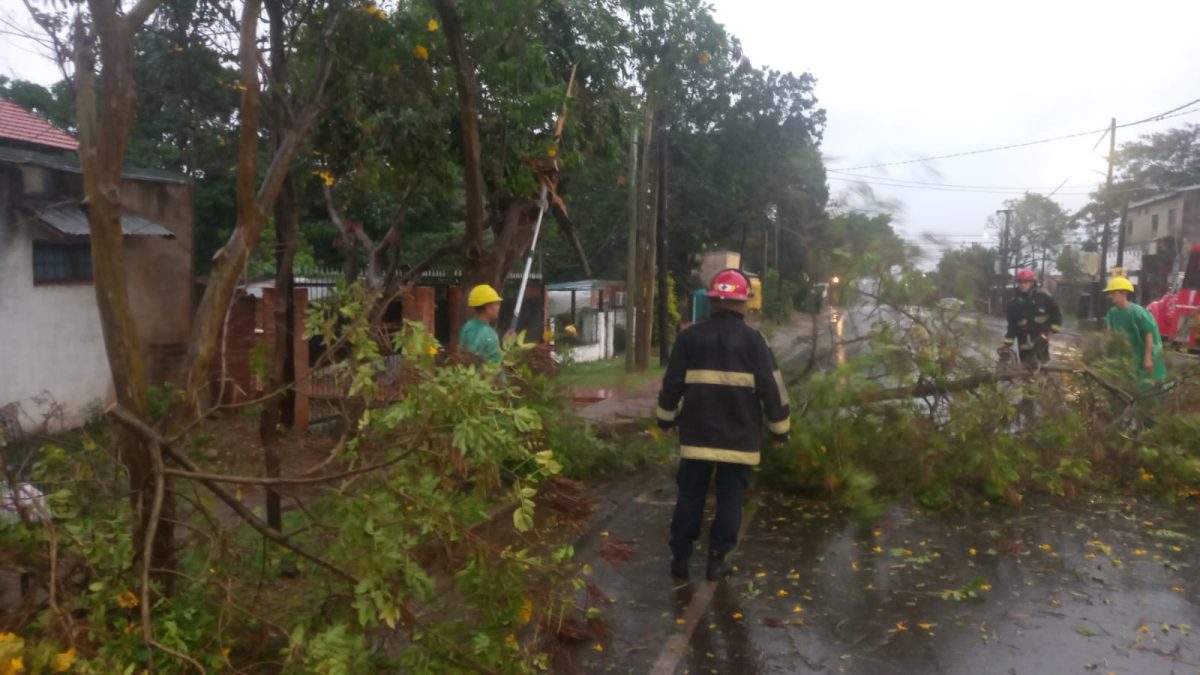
33, 242, 93, 284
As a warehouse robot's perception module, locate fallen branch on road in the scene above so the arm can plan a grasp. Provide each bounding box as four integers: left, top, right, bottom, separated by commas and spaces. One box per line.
809, 362, 1132, 409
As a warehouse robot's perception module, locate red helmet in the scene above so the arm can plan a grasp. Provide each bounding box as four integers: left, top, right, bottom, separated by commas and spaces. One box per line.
1015, 269, 1037, 282
708, 268, 751, 300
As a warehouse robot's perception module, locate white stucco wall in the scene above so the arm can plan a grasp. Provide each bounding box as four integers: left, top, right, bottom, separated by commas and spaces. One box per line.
0, 202, 112, 432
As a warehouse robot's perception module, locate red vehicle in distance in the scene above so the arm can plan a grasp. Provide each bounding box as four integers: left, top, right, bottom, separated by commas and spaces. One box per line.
1147, 245, 1200, 352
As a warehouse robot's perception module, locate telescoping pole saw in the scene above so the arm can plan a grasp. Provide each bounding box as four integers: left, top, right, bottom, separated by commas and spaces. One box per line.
510, 65, 577, 335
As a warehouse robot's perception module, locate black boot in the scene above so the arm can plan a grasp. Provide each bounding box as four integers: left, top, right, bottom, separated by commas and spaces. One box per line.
706, 551, 732, 581
670, 557, 690, 581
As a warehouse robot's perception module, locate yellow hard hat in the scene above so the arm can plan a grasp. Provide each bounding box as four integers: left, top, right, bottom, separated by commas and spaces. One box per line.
1103, 276, 1135, 294
467, 284, 503, 307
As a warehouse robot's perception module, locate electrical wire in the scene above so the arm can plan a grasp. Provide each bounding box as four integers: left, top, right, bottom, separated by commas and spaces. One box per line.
827, 169, 1095, 192
831, 97, 1200, 171
827, 175, 1096, 196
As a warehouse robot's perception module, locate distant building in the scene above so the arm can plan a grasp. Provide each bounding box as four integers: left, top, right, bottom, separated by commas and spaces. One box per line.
0, 97, 193, 432
1121, 185, 1200, 300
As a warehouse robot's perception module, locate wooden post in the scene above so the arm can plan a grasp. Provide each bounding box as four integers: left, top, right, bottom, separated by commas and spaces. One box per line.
624, 123, 639, 372
635, 107, 658, 370
1096, 117, 1117, 319
656, 123, 671, 366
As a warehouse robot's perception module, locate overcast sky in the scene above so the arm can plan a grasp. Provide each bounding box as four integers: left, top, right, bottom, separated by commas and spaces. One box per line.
710, 0, 1200, 262
4, 0, 1200, 263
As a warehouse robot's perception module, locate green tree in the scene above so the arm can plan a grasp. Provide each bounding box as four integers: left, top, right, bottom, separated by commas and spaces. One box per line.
996, 192, 1070, 278
936, 244, 997, 304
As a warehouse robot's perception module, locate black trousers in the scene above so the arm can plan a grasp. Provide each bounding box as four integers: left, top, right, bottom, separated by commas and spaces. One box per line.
1018, 336, 1050, 365
669, 458, 752, 560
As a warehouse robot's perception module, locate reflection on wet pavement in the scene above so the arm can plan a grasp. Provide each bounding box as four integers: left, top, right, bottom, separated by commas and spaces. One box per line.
578, 475, 1200, 674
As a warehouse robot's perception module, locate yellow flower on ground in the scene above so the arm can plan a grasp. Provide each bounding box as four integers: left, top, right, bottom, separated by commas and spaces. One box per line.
547, 146, 558, 158
776, 589, 789, 598
732, 612, 743, 620
413, 45, 429, 60
313, 170, 335, 186
428, 19, 440, 31
426, 345, 438, 356
116, 591, 139, 609
895, 621, 908, 631
53, 648, 76, 673
1, 657, 24, 675
592, 643, 604, 652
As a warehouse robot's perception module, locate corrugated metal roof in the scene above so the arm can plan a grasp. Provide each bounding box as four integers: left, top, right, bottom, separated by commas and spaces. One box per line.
0, 97, 78, 151
0, 145, 189, 185
36, 204, 175, 238
547, 280, 623, 292
1128, 185, 1200, 209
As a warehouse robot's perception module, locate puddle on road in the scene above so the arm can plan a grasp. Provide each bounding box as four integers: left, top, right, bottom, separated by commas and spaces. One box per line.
580, 490, 1200, 675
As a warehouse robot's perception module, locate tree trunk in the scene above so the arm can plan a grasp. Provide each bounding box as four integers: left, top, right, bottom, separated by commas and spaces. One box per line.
634, 106, 657, 370
259, 0, 298, 531
75, 0, 174, 576
435, 0, 487, 279
173, 0, 334, 422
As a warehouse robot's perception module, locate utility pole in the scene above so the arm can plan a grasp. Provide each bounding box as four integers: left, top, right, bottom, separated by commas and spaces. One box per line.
655, 124, 671, 366
997, 209, 1013, 279
1096, 117, 1116, 320
634, 106, 657, 370
997, 208, 1013, 313
624, 123, 639, 372
1115, 199, 1130, 270
774, 208, 782, 313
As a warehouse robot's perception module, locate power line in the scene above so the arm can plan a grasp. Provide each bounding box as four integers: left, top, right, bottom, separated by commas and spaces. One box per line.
827, 169, 1095, 192
830, 97, 1200, 172
1048, 127, 1112, 198
828, 175, 1095, 196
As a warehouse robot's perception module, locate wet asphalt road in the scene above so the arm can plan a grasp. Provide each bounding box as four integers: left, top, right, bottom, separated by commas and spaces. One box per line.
575, 472, 1200, 675
572, 309, 1199, 674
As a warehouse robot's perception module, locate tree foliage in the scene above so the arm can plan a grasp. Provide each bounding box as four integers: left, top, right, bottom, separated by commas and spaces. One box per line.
936, 243, 997, 304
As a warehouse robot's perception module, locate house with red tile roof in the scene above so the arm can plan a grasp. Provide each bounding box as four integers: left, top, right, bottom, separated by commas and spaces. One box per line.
0, 97, 78, 152
0, 97, 194, 433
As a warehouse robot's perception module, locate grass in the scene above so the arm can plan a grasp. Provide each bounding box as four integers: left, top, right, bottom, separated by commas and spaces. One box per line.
556, 358, 664, 392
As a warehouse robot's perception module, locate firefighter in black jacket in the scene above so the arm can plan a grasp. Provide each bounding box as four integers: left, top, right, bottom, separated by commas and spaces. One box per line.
1004, 268, 1063, 365
657, 269, 791, 582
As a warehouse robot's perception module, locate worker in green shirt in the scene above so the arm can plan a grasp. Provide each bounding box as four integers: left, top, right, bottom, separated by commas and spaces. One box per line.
459, 284, 511, 364
1103, 277, 1167, 384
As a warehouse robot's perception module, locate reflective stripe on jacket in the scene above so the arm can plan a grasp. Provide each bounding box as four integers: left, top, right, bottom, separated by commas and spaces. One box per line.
1005, 289, 1063, 349
656, 311, 791, 465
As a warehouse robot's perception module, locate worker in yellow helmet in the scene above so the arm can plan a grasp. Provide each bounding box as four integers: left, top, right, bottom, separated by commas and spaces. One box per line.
1103, 276, 1166, 384
460, 285, 511, 364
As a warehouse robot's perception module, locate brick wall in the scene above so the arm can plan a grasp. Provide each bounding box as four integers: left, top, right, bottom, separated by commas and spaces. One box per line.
210, 288, 310, 427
